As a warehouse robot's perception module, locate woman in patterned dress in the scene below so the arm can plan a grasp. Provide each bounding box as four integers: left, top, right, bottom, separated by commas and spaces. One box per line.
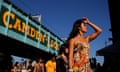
67, 17, 102, 72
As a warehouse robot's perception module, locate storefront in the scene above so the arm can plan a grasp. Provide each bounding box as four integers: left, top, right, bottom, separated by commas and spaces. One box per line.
0, 0, 63, 60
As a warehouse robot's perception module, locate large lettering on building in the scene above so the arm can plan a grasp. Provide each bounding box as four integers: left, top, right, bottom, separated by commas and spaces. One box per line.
0, 1, 63, 55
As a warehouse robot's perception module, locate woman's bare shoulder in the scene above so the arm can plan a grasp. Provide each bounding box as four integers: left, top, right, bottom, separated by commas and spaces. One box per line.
68, 38, 76, 43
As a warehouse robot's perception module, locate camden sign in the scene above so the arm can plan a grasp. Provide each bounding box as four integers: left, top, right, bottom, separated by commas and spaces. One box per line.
0, 0, 63, 55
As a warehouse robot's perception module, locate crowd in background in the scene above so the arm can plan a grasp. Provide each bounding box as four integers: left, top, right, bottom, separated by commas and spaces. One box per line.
0, 44, 104, 72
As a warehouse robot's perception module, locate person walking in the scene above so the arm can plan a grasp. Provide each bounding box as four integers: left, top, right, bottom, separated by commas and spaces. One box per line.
45, 55, 56, 72
33, 58, 44, 72
56, 43, 68, 72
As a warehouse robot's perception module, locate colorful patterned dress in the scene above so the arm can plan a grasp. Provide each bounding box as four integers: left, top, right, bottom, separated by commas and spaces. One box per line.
73, 41, 92, 72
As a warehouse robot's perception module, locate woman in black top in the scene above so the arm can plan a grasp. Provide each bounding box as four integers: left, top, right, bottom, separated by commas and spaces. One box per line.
56, 43, 68, 72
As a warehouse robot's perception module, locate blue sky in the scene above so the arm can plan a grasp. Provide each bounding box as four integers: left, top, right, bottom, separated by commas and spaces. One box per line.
9, 0, 112, 65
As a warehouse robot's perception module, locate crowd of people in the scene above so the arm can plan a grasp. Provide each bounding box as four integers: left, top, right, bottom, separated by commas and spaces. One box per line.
11, 55, 56, 72
10, 43, 103, 72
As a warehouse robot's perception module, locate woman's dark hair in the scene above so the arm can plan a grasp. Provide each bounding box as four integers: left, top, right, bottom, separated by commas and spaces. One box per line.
67, 19, 83, 40
59, 43, 68, 55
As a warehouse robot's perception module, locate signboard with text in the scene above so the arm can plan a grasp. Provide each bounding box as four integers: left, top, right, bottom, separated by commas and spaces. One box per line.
0, 0, 63, 55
